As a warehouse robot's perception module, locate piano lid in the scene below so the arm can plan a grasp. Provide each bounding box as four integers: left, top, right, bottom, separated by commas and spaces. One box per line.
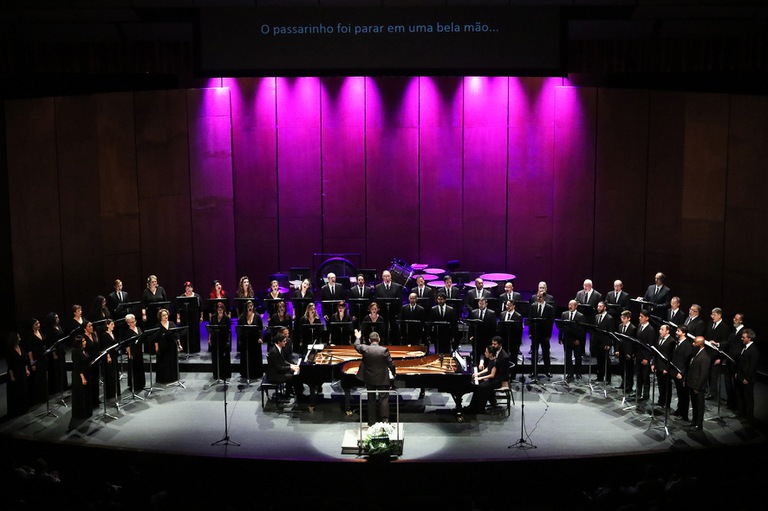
308, 344, 427, 365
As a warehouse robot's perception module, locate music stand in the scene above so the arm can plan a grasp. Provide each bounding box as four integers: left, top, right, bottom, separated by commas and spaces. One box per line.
618, 332, 653, 413
211, 355, 241, 450
704, 341, 735, 426
348, 297, 370, 328
233, 297, 254, 319
35, 335, 70, 419
165, 326, 188, 389
145, 301, 171, 325
291, 296, 315, 323
580, 323, 606, 395
176, 296, 200, 360
524, 317, 549, 388
236, 324, 262, 387
301, 322, 324, 354
397, 319, 424, 348
119, 332, 145, 406
115, 300, 141, 318
91, 343, 120, 421
427, 320, 451, 355
263, 297, 285, 319
553, 318, 580, 387
329, 320, 354, 345
647, 345, 681, 438
463, 318, 483, 368
142, 327, 164, 397
415, 296, 433, 310
375, 296, 402, 344
206, 324, 231, 387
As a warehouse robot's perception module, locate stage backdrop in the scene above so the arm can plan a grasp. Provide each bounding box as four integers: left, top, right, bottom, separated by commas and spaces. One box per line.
5, 77, 768, 324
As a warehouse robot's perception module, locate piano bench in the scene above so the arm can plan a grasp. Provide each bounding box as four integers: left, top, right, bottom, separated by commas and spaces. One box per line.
259, 378, 285, 408
493, 381, 514, 416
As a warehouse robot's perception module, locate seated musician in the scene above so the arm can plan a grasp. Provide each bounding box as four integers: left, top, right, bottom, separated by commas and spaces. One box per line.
399, 292, 426, 347
466, 344, 504, 414
265, 332, 302, 398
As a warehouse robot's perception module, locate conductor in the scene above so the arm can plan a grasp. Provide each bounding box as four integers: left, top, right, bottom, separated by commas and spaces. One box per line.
353, 329, 396, 426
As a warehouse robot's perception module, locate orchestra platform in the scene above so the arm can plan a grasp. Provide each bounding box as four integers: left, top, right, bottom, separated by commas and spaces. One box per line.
2, 323, 767, 509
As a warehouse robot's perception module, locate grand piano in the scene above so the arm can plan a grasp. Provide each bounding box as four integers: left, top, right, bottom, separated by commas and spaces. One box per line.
298, 344, 426, 409
339, 353, 475, 420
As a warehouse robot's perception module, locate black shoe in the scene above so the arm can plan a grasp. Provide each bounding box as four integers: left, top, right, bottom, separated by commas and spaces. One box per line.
546, 373, 553, 378
688, 425, 702, 432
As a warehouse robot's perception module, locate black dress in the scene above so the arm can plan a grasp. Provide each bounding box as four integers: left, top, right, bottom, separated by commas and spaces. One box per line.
142, 286, 169, 329
124, 326, 146, 393
209, 314, 231, 380
42, 324, 69, 394
100, 331, 120, 400
361, 315, 385, 341
237, 312, 263, 380
6, 345, 30, 417
27, 333, 49, 404
176, 293, 202, 353
329, 311, 353, 345
291, 290, 314, 322
268, 312, 293, 345
83, 333, 101, 407
70, 345, 92, 421
155, 321, 179, 384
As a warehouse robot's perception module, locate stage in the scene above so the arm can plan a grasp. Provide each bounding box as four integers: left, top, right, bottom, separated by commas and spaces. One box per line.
2, 332, 767, 509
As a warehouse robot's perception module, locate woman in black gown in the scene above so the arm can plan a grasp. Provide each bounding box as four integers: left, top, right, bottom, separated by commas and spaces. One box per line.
26, 318, 49, 404
236, 299, 263, 380
298, 302, 323, 354
89, 295, 111, 325
292, 278, 314, 324
64, 304, 86, 339
268, 300, 293, 347
154, 309, 180, 384
175, 281, 203, 354
42, 312, 68, 395
6, 332, 30, 417
70, 334, 92, 423
209, 301, 232, 381
81, 321, 101, 408
100, 319, 120, 401
329, 301, 354, 345
124, 313, 145, 394
141, 275, 168, 329
361, 301, 385, 341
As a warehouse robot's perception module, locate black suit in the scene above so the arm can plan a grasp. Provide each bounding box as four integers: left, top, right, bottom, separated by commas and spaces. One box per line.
682, 315, 706, 337
466, 288, 492, 309
665, 308, 686, 328
615, 322, 636, 391
354, 337, 396, 425
399, 303, 425, 345
374, 282, 404, 343
266, 344, 301, 395
605, 290, 630, 309
438, 286, 461, 300
107, 290, 130, 318
528, 301, 554, 375
558, 310, 585, 377
686, 348, 711, 428
497, 310, 523, 366
411, 285, 434, 304
643, 284, 671, 313
593, 312, 615, 382
652, 334, 675, 407
347, 285, 372, 327
575, 290, 602, 317
634, 323, 657, 399
735, 343, 758, 420
498, 292, 522, 313
320, 283, 346, 307
671, 338, 693, 419
705, 320, 731, 393
429, 304, 457, 354
469, 307, 497, 358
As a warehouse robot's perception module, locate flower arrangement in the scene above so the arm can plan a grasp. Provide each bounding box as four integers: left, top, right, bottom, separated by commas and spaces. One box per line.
362, 422, 398, 457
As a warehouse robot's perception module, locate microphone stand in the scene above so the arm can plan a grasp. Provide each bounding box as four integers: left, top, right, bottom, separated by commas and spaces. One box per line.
704, 341, 735, 426
207, 324, 231, 388
508, 372, 536, 450
524, 317, 547, 390
236, 324, 262, 389
211, 341, 240, 448
91, 345, 120, 421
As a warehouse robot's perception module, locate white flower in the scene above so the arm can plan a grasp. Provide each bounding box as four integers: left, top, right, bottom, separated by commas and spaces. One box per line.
366, 421, 395, 440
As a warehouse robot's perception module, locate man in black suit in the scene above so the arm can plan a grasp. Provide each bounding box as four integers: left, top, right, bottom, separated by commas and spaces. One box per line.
634, 309, 657, 401
528, 291, 554, 378
399, 292, 425, 346
374, 270, 404, 344
497, 299, 523, 372
439, 275, 461, 301
411, 274, 434, 307
466, 277, 492, 309
605, 279, 630, 311
665, 296, 686, 327
614, 310, 636, 392
530, 281, 556, 306
705, 307, 731, 399
320, 272, 346, 321
469, 297, 497, 363
682, 304, 706, 337
107, 278, 130, 319
558, 300, 585, 380
735, 328, 758, 422
641, 272, 672, 314
723, 313, 746, 409
498, 281, 522, 312
266, 333, 302, 396
349, 273, 373, 327
651, 324, 675, 408
671, 326, 693, 421
429, 293, 458, 354
575, 279, 602, 317
593, 301, 615, 384
685, 336, 711, 431
354, 330, 396, 425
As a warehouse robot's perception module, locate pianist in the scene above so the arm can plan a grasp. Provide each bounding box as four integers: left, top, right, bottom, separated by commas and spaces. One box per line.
353, 330, 396, 426
266, 333, 302, 398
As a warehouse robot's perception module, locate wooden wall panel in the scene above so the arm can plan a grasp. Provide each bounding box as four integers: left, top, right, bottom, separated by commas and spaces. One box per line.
365, 77, 419, 273
135, 90, 193, 296
187, 88, 236, 296
226, 77, 278, 287
644, 91, 686, 297
419, 76, 463, 270
593, 88, 649, 295
679, 93, 729, 308
723, 94, 768, 318
552, 86, 597, 303
96, 92, 142, 293
321, 77, 367, 259
55, 95, 104, 310
462, 77, 509, 273
276, 78, 322, 277
507, 78, 557, 293
6, 98, 63, 319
